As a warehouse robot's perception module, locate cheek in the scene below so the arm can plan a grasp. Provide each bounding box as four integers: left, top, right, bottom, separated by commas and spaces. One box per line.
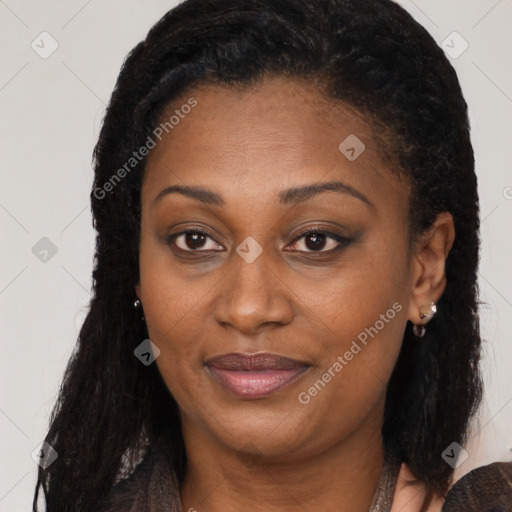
138, 226, 205, 330
295, 231, 409, 399
137, 237, 207, 394
303, 234, 408, 339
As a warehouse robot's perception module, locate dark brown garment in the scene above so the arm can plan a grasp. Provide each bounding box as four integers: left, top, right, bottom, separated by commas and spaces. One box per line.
441, 462, 512, 512
99, 449, 182, 512
98, 446, 512, 512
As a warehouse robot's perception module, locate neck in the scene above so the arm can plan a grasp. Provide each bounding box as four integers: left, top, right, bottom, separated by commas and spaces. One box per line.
179, 413, 385, 512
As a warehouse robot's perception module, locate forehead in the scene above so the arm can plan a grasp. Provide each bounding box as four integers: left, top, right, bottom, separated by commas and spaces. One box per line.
141, 75, 406, 213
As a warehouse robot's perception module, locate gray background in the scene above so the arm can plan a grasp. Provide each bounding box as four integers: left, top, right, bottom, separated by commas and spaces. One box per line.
1, 1, 511, 510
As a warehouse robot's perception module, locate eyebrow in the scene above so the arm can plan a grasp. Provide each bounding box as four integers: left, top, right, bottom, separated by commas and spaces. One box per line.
152, 181, 373, 208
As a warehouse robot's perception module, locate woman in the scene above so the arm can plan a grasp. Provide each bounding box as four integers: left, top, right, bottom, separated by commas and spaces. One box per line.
33, 0, 512, 511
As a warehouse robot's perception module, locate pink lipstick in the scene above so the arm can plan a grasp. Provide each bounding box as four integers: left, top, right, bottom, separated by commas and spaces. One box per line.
205, 352, 309, 399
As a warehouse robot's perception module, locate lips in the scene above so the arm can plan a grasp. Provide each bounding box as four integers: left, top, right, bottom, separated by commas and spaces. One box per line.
205, 352, 309, 399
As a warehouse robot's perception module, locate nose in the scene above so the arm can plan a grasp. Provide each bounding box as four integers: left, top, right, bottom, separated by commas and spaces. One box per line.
213, 250, 295, 335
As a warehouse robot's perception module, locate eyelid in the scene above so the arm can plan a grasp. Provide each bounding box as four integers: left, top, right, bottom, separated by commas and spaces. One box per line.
167, 228, 224, 252
285, 227, 351, 253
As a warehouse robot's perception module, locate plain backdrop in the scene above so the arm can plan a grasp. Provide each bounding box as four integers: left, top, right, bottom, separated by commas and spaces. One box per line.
1, 1, 511, 510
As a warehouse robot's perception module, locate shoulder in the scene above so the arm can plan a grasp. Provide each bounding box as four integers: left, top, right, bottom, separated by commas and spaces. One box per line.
391, 461, 512, 512
98, 447, 181, 512
390, 463, 444, 512
442, 461, 512, 511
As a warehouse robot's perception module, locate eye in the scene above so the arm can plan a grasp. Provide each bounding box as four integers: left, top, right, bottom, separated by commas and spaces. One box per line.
286, 229, 351, 253
168, 229, 224, 252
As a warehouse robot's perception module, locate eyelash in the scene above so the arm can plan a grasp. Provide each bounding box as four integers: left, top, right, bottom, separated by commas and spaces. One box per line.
167, 228, 352, 255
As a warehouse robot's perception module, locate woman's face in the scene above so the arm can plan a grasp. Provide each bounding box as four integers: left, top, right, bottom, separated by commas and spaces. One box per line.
136, 75, 415, 461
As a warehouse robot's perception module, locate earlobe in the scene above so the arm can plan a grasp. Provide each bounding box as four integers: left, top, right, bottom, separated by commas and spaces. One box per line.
135, 283, 141, 299
407, 212, 455, 331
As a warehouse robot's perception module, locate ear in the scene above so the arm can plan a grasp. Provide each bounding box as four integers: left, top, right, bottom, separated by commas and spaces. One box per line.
135, 283, 141, 300
407, 212, 455, 325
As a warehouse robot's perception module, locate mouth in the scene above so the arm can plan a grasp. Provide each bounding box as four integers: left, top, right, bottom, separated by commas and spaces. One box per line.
205, 352, 310, 399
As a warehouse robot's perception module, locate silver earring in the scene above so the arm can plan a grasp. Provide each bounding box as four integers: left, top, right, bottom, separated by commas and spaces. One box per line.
419, 301, 437, 320
134, 299, 144, 321
413, 324, 426, 337
413, 301, 437, 338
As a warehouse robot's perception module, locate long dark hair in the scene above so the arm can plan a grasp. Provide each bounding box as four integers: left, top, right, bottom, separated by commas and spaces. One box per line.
34, 0, 482, 510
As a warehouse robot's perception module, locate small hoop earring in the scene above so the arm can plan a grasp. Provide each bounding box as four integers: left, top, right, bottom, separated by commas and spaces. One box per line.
413, 324, 426, 337
134, 299, 145, 321
419, 301, 437, 320
413, 301, 437, 338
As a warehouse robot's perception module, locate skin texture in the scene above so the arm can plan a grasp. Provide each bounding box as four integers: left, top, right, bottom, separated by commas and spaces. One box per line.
135, 76, 454, 512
